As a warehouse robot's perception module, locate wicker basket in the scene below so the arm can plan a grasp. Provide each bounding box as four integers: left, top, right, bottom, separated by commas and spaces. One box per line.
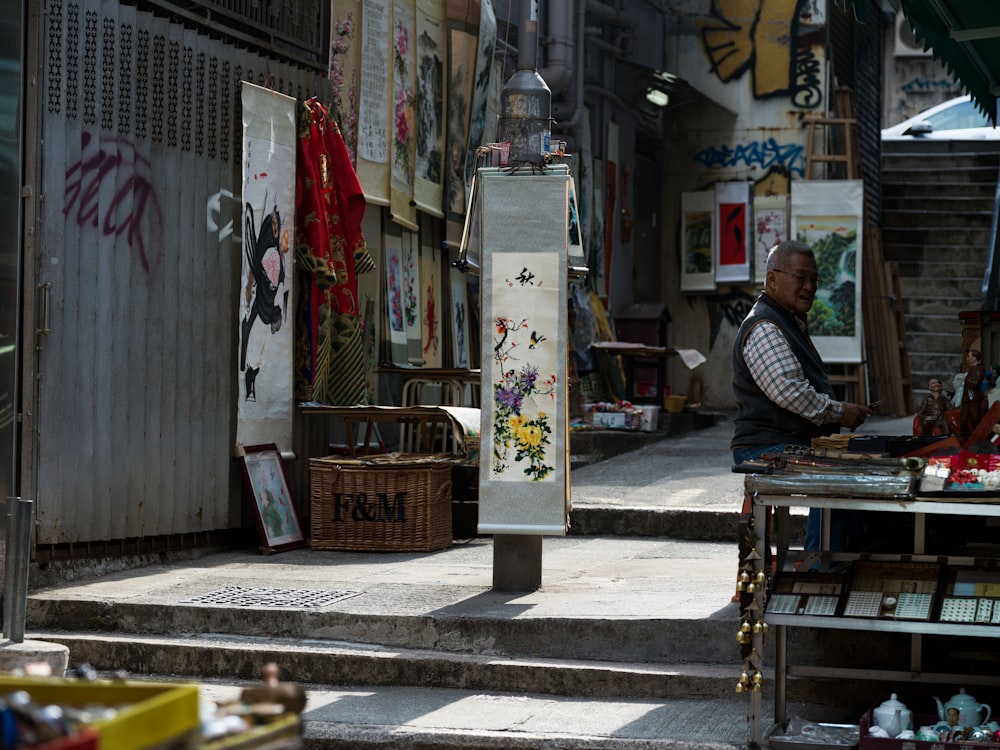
309, 454, 454, 552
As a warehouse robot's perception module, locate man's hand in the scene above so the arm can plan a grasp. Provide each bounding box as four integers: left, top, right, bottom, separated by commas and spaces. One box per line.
839, 402, 873, 431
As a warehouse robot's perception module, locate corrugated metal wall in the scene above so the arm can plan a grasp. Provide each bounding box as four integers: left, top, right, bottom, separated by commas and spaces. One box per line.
33, 0, 331, 545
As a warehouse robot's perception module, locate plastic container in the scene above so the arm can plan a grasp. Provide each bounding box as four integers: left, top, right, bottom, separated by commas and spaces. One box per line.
664, 395, 686, 413
637, 405, 660, 431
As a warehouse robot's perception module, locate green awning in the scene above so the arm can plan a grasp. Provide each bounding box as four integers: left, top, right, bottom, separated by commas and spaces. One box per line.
835, 0, 999, 124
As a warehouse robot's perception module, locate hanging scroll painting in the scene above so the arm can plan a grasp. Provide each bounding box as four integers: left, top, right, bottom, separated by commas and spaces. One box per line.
477, 169, 569, 535
602, 122, 618, 298
680, 190, 715, 292
487, 252, 561, 482
791, 179, 864, 363
447, 251, 470, 368
328, 0, 362, 163
714, 181, 751, 284
237, 83, 296, 453
419, 220, 443, 368
753, 195, 788, 284
444, 0, 480, 245
390, 0, 418, 230
464, 0, 496, 194
383, 220, 409, 366
357, 0, 391, 205
413, 0, 447, 217
402, 230, 423, 364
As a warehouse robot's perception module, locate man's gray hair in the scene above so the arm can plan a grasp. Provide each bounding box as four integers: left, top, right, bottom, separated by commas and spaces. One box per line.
766, 240, 815, 271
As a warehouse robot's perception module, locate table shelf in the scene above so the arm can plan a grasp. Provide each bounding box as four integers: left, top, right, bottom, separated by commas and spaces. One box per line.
745, 475, 1000, 747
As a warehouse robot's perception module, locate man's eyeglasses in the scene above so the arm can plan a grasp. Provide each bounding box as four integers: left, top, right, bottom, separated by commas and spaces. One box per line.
772, 268, 819, 286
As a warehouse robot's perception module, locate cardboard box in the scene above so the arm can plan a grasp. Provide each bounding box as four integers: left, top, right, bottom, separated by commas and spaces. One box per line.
592, 411, 628, 429
582, 403, 642, 430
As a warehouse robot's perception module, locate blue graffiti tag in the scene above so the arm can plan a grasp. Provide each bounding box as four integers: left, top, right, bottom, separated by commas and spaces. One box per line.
900, 77, 962, 94
694, 138, 806, 177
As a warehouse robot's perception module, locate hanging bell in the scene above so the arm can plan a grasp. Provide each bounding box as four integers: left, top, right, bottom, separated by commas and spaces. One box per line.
755, 571, 766, 584
740, 621, 751, 633
740, 671, 749, 684
746, 582, 755, 593
735, 682, 745, 693
740, 571, 750, 583
753, 621, 763, 633
752, 671, 763, 684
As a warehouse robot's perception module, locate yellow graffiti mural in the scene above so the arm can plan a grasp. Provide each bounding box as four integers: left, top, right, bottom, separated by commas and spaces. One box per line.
701, 0, 803, 98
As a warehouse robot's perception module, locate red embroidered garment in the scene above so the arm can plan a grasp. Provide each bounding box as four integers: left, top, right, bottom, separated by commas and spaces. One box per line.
294, 98, 372, 404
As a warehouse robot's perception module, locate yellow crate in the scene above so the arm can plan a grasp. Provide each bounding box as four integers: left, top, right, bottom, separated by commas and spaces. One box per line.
0, 675, 199, 750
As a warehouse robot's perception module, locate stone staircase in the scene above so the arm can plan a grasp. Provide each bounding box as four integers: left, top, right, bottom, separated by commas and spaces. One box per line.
880, 139, 1000, 405
22, 407, 908, 749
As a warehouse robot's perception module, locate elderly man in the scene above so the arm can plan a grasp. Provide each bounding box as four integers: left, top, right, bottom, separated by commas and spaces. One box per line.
731, 239, 872, 549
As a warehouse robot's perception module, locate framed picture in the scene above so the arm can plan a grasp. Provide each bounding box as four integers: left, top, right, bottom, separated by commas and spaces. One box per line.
753, 194, 788, 284
238, 444, 306, 554
714, 181, 751, 284
680, 190, 715, 292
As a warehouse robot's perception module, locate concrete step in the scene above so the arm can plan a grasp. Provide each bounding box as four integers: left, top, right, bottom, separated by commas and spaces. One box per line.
569, 411, 724, 469
882, 181, 996, 199
194, 678, 860, 750
24, 561, 742, 665
28, 631, 747, 701
896, 259, 987, 282
880, 208, 993, 229
881, 138, 1000, 155
899, 275, 984, 300
880, 163, 1000, 183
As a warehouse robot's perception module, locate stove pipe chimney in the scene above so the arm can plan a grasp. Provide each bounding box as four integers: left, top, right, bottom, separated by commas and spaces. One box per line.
498, 0, 551, 165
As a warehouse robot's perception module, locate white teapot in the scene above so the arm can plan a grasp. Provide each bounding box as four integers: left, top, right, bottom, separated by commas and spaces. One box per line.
874, 694, 912, 736
935, 688, 992, 727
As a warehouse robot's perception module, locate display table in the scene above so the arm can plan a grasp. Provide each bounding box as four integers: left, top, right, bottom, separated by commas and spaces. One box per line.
299, 404, 480, 457
743, 466, 1000, 746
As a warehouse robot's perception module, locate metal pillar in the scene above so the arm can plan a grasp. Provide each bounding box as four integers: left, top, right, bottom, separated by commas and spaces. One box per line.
4, 497, 33, 642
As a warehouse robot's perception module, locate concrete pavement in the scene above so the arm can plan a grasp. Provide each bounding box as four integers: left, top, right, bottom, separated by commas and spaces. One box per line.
20, 410, 916, 749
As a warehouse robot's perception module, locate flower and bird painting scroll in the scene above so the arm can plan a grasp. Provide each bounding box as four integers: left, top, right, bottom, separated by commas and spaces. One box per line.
477, 168, 569, 536
490, 254, 560, 483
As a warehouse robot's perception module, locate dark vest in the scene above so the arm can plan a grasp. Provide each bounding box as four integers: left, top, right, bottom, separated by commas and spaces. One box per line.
731, 293, 837, 449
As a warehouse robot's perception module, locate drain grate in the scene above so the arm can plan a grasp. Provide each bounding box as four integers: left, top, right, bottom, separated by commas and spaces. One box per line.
182, 586, 362, 608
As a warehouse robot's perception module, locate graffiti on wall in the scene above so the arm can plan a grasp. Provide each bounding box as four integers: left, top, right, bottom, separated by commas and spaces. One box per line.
693, 138, 806, 177
708, 288, 757, 351
900, 77, 960, 95
700, 0, 820, 107
64, 132, 165, 273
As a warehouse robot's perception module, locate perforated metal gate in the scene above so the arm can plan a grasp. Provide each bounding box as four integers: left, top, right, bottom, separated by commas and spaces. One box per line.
30, 0, 333, 548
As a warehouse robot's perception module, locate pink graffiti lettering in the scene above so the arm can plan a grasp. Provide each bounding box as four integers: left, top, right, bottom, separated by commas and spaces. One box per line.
64, 132, 164, 273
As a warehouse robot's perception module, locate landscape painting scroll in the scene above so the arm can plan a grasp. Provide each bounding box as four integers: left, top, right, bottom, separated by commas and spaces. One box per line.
791, 180, 864, 363
680, 190, 715, 292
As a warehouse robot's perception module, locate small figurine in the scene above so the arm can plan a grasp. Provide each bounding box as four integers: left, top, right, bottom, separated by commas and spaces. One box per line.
961, 349, 987, 432
240, 662, 307, 714
914, 378, 952, 436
